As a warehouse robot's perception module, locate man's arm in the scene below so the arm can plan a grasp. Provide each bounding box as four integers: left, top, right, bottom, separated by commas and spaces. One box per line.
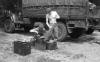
55, 11, 60, 19
46, 14, 52, 28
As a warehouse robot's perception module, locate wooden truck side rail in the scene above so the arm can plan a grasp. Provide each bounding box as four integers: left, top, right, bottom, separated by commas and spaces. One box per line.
22, 5, 89, 19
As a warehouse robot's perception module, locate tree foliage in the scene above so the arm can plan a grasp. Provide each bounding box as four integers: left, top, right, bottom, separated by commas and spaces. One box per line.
0, 0, 17, 12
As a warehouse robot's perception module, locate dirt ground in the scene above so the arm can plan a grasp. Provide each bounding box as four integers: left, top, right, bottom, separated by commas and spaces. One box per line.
0, 29, 100, 62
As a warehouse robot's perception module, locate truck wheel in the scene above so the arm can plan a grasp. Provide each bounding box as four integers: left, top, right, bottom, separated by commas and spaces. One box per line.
4, 19, 15, 33
69, 28, 83, 38
86, 28, 94, 34
57, 22, 67, 41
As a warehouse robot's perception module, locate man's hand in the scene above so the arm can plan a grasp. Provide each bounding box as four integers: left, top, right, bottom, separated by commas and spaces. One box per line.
29, 28, 39, 34
48, 25, 52, 29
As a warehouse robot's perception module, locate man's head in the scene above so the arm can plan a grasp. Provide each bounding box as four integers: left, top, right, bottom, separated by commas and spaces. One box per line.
88, 2, 96, 9
46, 8, 52, 13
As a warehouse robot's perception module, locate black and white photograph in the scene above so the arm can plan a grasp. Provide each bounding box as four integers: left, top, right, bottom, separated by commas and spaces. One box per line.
0, 0, 100, 62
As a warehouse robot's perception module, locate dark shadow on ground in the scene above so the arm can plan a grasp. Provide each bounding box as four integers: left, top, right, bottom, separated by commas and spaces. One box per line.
0, 28, 9, 37
62, 35, 96, 44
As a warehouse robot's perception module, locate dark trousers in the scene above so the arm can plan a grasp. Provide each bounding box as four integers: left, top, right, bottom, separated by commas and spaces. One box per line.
43, 23, 58, 41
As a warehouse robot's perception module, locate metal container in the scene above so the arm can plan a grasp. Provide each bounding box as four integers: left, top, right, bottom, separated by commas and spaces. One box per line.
13, 41, 31, 56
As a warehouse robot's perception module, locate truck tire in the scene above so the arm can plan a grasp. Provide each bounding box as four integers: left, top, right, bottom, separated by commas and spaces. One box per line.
86, 28, 94, 34
69, 28, 83, 38
57, 22, 67, 41
4, 19, 15, 33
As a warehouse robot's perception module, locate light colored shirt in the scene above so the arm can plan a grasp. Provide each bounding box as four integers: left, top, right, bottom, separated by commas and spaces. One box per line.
46, 11, 60, 28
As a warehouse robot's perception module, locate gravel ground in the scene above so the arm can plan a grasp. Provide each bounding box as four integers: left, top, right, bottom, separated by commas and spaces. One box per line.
0, 30, 100, 62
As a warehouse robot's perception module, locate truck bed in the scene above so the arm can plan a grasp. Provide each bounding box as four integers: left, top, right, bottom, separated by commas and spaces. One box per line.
23, 0, 88, 7
22, 0, 88, 18
22, 5, 88, 18
0, 0, 89, 19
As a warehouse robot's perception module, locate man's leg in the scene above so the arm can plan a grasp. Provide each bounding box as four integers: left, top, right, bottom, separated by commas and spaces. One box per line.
42, 30, 52, 41
52, 24, 58, 40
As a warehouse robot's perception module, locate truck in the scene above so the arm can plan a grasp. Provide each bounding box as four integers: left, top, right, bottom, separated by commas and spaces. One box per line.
0, 0, 96, 41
